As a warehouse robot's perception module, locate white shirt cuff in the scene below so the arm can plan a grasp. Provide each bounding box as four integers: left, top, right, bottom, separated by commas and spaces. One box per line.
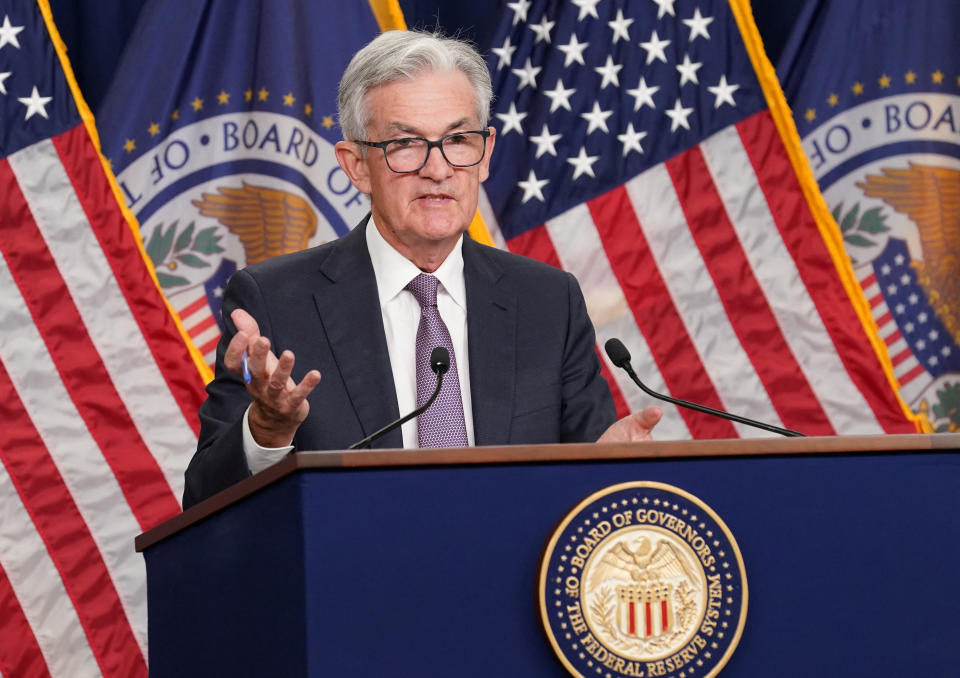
242, 405, 294, 474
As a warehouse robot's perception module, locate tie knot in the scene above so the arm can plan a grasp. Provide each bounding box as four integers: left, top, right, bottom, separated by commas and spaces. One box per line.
406, 273, 439, 308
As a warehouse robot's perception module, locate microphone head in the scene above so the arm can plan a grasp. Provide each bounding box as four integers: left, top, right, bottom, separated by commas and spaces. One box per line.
604, 338, 632, 368
429, 347, 450, 375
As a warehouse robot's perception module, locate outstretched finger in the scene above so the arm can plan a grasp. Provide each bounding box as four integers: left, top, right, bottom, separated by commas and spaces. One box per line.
289, 369, 322, 404
231, 308, 261, 338
267, 350, 296, 395
224, 330, 250, 373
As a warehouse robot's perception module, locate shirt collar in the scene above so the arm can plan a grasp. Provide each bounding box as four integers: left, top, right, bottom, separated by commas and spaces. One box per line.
365, 215, 466, 310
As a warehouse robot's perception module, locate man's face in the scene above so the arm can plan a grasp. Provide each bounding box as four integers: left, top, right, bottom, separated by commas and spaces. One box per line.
336, 69, 495, 266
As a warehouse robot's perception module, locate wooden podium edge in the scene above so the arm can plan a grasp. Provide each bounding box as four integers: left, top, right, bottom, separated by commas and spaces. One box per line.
137, 432, 958, 552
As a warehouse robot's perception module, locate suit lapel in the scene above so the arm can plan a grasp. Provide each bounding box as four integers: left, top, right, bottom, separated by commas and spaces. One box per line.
464, 238, 517, 446
312, 217, 403, 447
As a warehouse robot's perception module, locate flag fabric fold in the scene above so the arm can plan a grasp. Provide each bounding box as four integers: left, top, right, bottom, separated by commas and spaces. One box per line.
780, 0, 960, 433
478, 0, 922, 438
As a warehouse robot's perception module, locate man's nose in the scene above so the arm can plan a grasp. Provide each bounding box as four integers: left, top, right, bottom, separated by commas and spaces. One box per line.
418, 144, 454, 180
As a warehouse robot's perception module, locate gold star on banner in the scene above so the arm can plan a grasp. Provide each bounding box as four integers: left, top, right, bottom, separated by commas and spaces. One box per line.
191, 96, 204, 110
321, 115, 334, 129
148, 122, 160, 136
124, 138, 136, 153
171, 109, 179, 120
804, 108, 816, 122
852, 81, 864, 95
283, 92, 295, 106
244, 89, 253, 102
932, 70, 944, 83
827, 93, 838, 106
304, 103, 313, 115
218, 90, 230, 104
905, 71, 917, 84
258, 87, 269, 101
878, 74, 891, 88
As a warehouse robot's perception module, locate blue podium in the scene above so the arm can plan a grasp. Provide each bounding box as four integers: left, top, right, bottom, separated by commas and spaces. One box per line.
137, 434, 959, 677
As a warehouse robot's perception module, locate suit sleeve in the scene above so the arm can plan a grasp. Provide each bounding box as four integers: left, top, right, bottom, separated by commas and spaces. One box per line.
558, 271, 617, 442
182, 268, 265, 509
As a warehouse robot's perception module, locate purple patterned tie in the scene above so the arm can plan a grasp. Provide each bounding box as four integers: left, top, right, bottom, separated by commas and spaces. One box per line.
406, 273, 469, 447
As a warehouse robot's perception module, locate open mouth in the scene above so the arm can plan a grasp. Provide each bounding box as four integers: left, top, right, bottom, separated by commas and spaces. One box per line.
417, 193, 454, 203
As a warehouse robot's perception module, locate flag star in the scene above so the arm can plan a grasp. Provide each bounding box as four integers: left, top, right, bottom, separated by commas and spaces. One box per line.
916, 339, 927, 350
683, 8, 714, 42
517, 169, 548, 203
617, 123, 647, 156
904, 322, 914, 333
557, 33, 589, 67
214, 286, 224, 298
0, 15, 25, 50
900, 273, 910, 285
580, 101, 613, 134
491, 36, 516, 71
707, 75, 740, 108
908, 293, 919, 304
929, 329, 939, 340
607, 9, 633, 44
894, 254, 905, 265
567, 146, 600, 180
594, 56, 623, 89
928, 356, 939, 366
529, 123, 562, 158
640, 30, 671, 65
887, 284, 897, 295
665, 98, 693, 131
18, 86, 53, 120
626, 77, 659, 110
572, 0, 602, 21
507, 0, 532, 25
529, 15, 555, 44
544, 79, 576, 112
0, 71, 10, 95
918, 312, 928, 322
895, 303, 906, 314
676, 54, 703, 86
496, 102, 527, 136
650, 0, 676, 19
880, 263, 892, 275
943, 346, 952, 356
512, 57, 542, 90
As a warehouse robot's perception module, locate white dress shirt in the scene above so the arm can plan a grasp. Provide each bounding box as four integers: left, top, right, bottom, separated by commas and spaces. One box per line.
243, 218, 474, 473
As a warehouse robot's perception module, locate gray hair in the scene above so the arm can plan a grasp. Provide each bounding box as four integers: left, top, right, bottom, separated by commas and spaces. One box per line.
337, 30, 493, 142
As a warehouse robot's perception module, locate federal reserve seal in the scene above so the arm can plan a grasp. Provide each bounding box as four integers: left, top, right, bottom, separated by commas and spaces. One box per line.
539, 482, 747, 678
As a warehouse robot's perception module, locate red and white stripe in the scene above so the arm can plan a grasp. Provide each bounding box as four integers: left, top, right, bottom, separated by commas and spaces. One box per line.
859, 271, 931, 402
0, 125, 206, 677
170, 290, 220, 369
485, 111, 916, 437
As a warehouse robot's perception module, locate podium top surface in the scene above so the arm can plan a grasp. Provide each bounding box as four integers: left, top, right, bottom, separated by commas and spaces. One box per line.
137, 432, 958, 552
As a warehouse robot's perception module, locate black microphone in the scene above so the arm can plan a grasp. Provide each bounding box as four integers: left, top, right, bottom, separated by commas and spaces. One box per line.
604, 338, 805, 437
348, 347, 450, 449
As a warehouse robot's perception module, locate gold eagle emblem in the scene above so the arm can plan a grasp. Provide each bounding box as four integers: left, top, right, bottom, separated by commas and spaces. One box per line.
588, 537, 700, 590
858, 162, 960, 344
192, 182, 318, 264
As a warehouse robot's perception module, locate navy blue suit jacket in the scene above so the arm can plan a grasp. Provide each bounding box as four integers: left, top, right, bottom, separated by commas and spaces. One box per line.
182, 217, 615, 508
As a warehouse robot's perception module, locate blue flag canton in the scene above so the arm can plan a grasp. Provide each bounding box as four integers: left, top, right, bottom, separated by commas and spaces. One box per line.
98, 0, 381, 173
0, 3, 78, 159
874, 239, 959, 378
483, 0, 764, 240
782, 2, 960, 137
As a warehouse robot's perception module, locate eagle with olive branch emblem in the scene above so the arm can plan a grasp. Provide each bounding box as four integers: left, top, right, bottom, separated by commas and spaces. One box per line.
192, 182, 318, 265
857, 163, 960, 345
589, 537, 700, 591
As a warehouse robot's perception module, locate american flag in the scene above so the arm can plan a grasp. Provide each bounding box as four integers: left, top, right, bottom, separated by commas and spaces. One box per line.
0, 2, 206, 676
479, 0, 921, 437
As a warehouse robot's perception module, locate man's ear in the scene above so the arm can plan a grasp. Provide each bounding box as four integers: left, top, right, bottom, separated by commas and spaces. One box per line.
335, 140, 372, 194
478, 126, 496, 183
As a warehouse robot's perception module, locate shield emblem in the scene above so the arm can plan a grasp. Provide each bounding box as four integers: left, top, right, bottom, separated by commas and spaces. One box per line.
617, 584, 674, 639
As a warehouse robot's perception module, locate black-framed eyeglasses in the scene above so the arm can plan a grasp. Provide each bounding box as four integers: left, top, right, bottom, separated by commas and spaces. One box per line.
356, 130, 491, 173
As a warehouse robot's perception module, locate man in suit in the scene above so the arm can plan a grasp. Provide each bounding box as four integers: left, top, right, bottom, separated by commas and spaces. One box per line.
183, 30, 661, 509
